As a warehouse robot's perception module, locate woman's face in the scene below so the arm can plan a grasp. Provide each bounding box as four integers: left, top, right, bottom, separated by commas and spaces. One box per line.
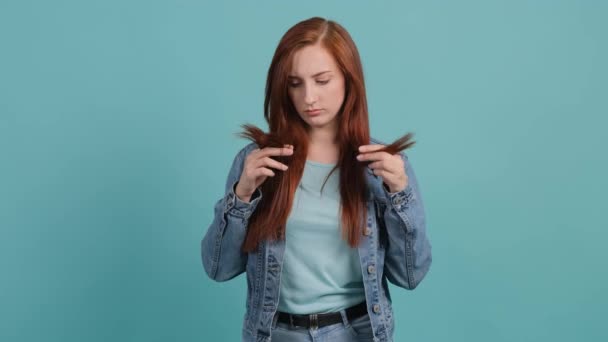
287, 44, 345, 132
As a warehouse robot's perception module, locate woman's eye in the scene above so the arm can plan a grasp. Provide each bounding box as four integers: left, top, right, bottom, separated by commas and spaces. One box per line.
288, 80, 328, 87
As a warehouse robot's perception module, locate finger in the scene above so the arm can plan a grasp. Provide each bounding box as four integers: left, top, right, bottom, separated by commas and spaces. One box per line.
368, 160, 386, 171
258, 146, 294, 158
372, 167, 386, 178
368, 159, 397, 177
358, 144, 385, 153
372, 168, 394, 185
256, 156, 289, 171
357, 150, 392, 162
373, 168, 401, 186
256, 167, 275, 178
368, 153, 406, 175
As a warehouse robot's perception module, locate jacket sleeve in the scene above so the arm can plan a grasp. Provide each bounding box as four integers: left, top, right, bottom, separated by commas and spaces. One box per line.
201, 145, 263, 282
381, 152, 432, 290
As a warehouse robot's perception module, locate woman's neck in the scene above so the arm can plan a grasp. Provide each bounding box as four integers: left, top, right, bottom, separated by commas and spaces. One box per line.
307, 141, 340, 164
306, 126, 340, 163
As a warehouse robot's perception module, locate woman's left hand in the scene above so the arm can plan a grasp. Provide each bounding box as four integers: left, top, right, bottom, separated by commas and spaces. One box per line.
357, 144, 408, 193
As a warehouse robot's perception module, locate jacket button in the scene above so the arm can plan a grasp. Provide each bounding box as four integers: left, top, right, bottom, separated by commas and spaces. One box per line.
367, 265, 375, 274
373, 304, 381, 313
394, 197, 403, 205
363, 227, 372, 236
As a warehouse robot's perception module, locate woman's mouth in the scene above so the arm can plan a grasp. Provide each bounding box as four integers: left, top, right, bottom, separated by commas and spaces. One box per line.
305, 109, 322, 116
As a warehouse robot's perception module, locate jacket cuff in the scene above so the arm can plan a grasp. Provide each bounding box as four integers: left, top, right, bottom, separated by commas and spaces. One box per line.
224, 180, 263, 219
383, 182, 415, 212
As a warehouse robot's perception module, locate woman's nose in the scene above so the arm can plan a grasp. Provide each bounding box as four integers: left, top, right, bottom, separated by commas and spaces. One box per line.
304, 85, 317, 105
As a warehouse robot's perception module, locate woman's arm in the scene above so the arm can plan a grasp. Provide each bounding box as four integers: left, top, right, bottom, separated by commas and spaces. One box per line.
201, 144, 262, 282
381, 152, 432, 290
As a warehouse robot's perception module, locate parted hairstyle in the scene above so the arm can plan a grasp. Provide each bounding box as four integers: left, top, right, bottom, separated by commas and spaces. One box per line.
237, 17, 415, 253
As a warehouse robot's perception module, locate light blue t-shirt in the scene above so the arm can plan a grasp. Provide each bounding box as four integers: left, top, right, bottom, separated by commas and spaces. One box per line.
277, 159, 366, 314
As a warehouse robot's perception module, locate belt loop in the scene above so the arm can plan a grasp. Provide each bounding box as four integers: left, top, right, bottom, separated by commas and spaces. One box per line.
309, 314, 318, 330
339, 309, 350, 326
271, 312, 279, 330
289, 314, 294, 328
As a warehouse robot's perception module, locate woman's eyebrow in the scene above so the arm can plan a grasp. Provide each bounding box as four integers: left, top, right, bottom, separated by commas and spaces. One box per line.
288, 70, 332, 78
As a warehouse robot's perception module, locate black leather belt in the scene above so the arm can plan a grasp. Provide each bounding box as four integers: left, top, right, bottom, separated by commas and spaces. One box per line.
277, 301, 368, 329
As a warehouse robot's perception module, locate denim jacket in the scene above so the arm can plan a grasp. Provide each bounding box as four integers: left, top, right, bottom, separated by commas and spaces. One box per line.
201, 137, 432, 342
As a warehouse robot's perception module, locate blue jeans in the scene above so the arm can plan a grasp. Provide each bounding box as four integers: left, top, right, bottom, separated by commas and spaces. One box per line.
270, 309, 375, 342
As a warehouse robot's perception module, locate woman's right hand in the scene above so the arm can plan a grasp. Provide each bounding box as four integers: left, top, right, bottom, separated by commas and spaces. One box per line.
235, 144, 294, 202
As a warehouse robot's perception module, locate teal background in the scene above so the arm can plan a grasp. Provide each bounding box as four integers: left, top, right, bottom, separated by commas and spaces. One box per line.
1, 1, 606, 341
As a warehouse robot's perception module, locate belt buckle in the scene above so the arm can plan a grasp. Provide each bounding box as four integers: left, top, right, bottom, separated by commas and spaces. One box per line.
309, 314, 318, 330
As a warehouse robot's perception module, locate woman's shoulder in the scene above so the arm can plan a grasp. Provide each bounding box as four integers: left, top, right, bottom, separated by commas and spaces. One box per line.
232, 141, 259, 160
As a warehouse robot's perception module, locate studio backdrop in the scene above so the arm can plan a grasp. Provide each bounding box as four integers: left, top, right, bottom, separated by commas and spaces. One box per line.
1, 1, 606, 341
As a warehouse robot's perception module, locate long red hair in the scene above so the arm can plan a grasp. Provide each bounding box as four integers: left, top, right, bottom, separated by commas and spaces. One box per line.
238, 17, 415, 253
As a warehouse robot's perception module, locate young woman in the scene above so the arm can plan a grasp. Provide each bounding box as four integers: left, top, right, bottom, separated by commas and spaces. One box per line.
202, 17, 432, 342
